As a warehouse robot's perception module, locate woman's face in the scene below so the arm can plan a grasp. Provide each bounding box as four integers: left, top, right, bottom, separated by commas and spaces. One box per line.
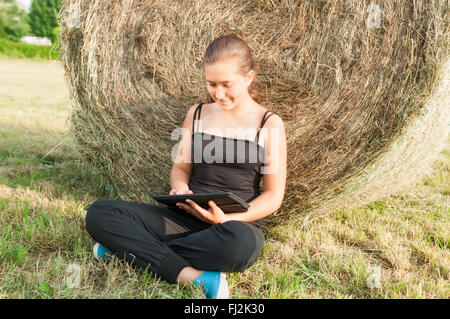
204, 58, 253, 110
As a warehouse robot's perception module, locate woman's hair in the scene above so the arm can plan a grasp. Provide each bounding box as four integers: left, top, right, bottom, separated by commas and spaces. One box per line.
203, 34, 264, 104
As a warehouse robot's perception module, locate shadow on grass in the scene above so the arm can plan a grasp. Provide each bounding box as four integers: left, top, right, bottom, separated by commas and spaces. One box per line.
0, 128, 106, 202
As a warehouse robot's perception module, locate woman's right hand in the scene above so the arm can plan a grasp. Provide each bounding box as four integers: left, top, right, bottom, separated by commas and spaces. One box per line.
169, 188, 193, 195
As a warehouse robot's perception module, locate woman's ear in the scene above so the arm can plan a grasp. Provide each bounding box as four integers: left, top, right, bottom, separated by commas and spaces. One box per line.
246, 70, 254, 86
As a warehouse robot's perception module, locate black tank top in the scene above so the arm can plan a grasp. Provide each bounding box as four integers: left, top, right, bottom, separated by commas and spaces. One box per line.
188, 102, 275, 227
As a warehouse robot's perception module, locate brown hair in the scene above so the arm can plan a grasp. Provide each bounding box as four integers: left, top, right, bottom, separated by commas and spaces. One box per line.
203, 34, 264, 104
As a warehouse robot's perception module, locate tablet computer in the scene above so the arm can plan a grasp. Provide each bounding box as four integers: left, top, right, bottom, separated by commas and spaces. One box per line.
152, 192, 250, 213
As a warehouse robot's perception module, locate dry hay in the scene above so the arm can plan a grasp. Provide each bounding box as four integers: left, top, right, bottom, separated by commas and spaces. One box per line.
59, 0, 450, 225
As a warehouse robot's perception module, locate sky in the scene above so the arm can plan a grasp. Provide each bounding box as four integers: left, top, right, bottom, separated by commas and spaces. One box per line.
16, 0, 31, 13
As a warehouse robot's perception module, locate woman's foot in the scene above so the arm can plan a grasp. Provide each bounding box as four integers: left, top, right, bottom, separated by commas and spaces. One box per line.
93, 242, 113, 261
177, 267, 229, 299
193, 271, 229, 299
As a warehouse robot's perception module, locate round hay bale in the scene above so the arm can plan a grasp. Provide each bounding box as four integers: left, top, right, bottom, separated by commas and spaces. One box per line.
59, 0, 450, 225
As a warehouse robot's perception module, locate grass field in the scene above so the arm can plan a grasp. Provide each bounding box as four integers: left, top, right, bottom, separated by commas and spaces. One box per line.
0, 58, 448, 299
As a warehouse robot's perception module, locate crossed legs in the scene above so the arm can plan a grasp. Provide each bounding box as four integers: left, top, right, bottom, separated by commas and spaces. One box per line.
85, 199, 265, 284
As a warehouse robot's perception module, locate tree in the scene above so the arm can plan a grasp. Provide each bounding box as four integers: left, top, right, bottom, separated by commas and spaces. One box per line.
28, 0, 61, 43
0, 0, 30, 41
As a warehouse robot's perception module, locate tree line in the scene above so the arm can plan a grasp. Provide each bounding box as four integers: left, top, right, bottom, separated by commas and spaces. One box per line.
0, 0, 61, 44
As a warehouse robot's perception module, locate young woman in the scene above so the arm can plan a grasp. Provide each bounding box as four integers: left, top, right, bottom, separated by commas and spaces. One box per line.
85, 34, 287, 299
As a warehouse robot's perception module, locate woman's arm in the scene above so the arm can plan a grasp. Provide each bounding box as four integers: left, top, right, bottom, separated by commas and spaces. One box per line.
225, 113, 287, 222
169, 103, 198, 194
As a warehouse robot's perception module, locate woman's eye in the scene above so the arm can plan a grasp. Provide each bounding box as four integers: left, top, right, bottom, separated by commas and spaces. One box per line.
208, 84, 232, 88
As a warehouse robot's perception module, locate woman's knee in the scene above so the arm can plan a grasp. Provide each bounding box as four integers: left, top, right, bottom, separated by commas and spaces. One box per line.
85, 199, 117, 234
216, 221, 265, 271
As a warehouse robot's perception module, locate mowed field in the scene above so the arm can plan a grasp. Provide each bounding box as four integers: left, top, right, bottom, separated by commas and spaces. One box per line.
0, 59, 448, 299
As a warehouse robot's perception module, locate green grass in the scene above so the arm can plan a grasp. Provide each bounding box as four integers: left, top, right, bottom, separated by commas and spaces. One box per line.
0, 58, 448, 299
0, 38, 59, 60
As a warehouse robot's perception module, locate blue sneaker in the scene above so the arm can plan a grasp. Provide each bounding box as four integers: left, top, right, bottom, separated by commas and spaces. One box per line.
93, 242, 113, 261
194, 271, 229, 299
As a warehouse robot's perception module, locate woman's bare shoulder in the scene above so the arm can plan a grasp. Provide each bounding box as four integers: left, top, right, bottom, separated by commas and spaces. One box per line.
181, 103, 203, 132
187, 102, 203, 114
184, 102, 204, 121
259, 105, 284, 128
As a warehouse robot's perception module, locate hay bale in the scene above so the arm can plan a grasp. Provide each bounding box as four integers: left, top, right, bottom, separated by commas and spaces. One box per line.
59, 0, 450, 224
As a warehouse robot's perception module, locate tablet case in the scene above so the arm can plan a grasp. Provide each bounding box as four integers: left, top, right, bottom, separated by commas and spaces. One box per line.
152, 192, 250, 213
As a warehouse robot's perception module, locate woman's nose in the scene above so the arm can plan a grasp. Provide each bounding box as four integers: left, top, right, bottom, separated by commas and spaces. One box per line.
216, 87, 225, 98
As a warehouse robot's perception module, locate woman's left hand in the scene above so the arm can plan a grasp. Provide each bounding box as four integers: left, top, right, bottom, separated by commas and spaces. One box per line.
176, 199, 228, 224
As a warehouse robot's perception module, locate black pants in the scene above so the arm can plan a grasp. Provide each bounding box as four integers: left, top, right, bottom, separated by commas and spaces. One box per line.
85, 199, 265, 284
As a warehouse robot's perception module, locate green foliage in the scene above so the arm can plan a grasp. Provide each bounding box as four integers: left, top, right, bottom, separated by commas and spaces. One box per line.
51, 25, 59, 48
28, 0, 61, 44
36, 282, 54, 297
1, 247, 28, 265
0, 37, 59, 59
0, 0, 30, 41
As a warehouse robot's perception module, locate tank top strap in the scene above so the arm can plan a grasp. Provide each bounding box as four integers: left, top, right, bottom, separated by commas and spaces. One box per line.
192, 103, 204, 134
255, 110, 275, 143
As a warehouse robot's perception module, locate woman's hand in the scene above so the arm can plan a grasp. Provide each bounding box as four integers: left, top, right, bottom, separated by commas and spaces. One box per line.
176, 199, 229, 224
169, 188, 193, 195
